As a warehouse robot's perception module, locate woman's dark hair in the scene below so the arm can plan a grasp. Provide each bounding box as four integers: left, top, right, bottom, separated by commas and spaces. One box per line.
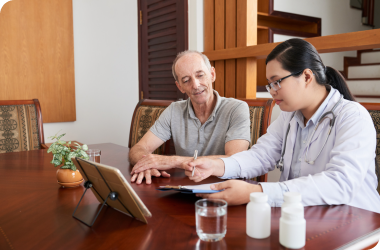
266, 38, 355, 101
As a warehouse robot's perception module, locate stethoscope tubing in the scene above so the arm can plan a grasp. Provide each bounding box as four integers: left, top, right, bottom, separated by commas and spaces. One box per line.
276, 94, 343, 171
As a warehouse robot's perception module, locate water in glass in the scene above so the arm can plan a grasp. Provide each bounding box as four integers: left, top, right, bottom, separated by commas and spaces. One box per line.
195, 199, 227, 242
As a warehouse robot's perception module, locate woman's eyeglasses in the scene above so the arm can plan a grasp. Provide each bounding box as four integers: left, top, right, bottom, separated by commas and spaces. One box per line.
265, 70, 303, 93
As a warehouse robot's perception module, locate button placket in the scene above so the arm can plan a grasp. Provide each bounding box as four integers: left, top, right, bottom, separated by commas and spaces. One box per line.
198, 122, 205, 144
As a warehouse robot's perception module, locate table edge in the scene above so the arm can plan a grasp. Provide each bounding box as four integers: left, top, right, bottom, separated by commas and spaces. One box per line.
335, 227, 380, 250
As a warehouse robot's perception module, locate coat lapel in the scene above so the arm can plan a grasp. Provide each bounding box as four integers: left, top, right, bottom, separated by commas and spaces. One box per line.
280, 117, 298, 181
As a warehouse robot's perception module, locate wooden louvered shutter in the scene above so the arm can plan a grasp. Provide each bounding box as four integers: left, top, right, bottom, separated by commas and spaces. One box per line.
138, 0, 188, 101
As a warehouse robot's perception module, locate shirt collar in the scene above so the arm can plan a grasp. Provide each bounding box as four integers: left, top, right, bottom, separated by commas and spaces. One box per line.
188, 90, 221, 121
294, 86, 337, 128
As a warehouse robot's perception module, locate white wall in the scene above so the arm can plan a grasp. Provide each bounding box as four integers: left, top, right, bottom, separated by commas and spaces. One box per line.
43, 0, 138, 147
274, 0, 371, 71
188, 0, 204, 52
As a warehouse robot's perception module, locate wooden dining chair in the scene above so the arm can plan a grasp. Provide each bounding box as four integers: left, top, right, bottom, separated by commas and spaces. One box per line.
129, 99, 174, 155
129, 98, 275, 182
0, 99, 47, 153
239, 98, 275, 182
359, 102, 380, 194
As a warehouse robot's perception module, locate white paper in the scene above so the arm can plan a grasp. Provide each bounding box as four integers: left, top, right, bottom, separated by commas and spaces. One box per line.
182, 182, 224, 190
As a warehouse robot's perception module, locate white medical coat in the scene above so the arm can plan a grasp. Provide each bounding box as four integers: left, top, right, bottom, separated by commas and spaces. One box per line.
230, 88, 380, 213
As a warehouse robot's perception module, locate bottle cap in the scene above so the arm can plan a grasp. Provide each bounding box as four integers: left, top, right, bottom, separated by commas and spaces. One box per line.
284, 192, 302, 203
282, 207, 304, 220
250, 192, 268, 203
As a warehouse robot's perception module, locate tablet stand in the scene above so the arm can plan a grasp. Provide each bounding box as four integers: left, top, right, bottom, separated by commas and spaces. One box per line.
72, 160, 134, 227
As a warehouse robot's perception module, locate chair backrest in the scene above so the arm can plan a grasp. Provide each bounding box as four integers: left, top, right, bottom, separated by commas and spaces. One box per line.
239, 98, 275, 148
0, 99, 45, 153
239, 98, 275, 182
129, 99, 174, 155
360, 102, 380, 194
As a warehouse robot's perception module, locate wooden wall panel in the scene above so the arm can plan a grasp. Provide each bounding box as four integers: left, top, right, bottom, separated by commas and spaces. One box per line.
236, 0, 257, 99
257, 29, 269, 87
203, 0, 215, 90
0, 0, 75, 123
204, 0, 259, 99
225, 0, 236, 98
214, 0, 225, 96
257, 0, 270, 14
204, 0, 214, 52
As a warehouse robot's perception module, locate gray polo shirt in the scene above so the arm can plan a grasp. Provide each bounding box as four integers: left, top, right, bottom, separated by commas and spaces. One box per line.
149, 91, 251, 156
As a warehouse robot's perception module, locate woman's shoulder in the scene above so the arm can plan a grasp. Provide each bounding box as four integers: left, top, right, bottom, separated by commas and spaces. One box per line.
338, 99, 373, 123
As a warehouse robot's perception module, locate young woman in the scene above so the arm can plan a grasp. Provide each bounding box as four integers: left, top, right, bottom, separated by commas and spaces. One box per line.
132, 39, 380, 213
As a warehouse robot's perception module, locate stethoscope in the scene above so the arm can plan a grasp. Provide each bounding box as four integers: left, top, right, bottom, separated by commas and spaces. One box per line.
275, 94, 344, 172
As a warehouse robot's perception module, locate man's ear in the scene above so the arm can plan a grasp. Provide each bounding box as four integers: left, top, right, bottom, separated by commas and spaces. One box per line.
210, 66, 216, 82
175, 81, 185, 93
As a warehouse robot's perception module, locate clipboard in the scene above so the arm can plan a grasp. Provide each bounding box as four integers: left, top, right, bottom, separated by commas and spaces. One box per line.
71, 157, 151, 225
157, 182, 224, 194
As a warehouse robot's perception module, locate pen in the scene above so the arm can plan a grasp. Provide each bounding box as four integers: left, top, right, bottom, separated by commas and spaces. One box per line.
192, 150, 198, 177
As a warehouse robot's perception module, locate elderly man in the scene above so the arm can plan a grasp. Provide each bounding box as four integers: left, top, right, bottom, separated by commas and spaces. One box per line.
129, 50, 250, 184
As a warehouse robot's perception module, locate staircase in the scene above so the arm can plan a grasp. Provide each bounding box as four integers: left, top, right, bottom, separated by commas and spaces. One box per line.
341, 49, 380, 102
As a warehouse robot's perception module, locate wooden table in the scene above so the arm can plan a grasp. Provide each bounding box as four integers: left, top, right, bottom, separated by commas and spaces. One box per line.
0, 143, 379, 250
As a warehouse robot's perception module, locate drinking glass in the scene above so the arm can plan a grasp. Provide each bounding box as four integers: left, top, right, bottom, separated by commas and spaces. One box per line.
195, 199, 227, 242
86, 149, 101, 163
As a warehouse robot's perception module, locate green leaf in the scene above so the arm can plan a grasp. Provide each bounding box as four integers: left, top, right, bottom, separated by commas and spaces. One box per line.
64, 159, 73, 165
70, 165, 77, 171
82, 145, 88, 151
56, 133, 66, 141
80, 151, 88, 158
61, 165, 71, 169
68, 152, 76, 160
52, 159, 62, 167
54, 154, 62, 161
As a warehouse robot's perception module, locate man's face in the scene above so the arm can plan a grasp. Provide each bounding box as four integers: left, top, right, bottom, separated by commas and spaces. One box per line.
175, 53, 216, 105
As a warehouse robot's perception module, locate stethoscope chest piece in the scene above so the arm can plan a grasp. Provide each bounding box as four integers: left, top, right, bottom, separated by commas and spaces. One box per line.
276, 157, 284, 172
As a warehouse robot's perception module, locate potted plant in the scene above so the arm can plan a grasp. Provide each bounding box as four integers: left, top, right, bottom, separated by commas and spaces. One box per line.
47, 133, 89, 188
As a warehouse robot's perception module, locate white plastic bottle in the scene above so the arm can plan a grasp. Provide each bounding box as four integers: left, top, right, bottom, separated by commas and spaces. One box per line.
279, 207, 306, 249
282, 192, 304, 216
246, 193, 271, 239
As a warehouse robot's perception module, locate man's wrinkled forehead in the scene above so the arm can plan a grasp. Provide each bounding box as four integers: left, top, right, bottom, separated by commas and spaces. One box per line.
175, 53, 208, 78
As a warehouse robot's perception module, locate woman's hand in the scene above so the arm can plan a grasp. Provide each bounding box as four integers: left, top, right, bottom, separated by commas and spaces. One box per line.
183, 158, 225, 182
196, 180, 263, 206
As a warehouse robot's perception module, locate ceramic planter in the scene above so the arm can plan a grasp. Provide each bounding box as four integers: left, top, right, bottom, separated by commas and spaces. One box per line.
56, 168, 83, 188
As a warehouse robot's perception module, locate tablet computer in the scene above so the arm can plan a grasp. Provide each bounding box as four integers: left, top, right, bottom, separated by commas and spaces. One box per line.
72, 157, 151, 224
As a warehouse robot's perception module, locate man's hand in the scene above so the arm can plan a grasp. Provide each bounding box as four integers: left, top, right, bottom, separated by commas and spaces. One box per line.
195, 180, 263, 205
131, 169, 170, 184
131, 154, 176, 175
183, 158, 225, 182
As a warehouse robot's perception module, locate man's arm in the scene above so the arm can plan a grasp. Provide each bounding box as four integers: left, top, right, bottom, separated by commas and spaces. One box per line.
130, 130, 195, 169
129, 130, 165, 165
131, 139, 249, 175
130, 130, 192, 184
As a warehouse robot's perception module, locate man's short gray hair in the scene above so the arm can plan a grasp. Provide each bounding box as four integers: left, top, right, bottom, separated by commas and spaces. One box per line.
172, 50, 212, 82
